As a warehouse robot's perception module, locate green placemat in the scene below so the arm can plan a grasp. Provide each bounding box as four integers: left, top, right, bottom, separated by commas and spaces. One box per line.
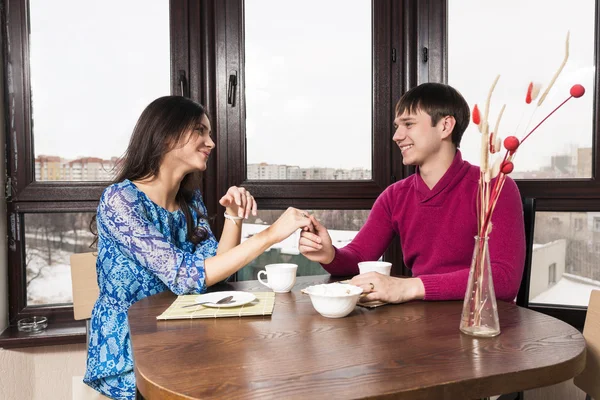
156, 292, 275, 320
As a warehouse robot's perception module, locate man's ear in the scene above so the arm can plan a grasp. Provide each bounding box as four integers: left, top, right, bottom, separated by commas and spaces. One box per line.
440, 116, 456, 140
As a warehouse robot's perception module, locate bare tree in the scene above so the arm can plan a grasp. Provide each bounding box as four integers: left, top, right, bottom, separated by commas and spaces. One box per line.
26, 263, 47, 286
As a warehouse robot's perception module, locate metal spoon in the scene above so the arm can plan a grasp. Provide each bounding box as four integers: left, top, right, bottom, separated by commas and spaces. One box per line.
181, 295, 235, 308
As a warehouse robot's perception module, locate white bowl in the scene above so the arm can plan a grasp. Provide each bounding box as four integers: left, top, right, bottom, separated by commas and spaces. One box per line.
303, 283, 363, 318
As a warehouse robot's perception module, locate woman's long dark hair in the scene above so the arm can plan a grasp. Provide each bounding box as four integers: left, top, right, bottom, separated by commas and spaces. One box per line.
91, 96, 210, 247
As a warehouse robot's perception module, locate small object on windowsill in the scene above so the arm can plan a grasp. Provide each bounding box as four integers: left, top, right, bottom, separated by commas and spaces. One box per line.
17, 316, 48, 334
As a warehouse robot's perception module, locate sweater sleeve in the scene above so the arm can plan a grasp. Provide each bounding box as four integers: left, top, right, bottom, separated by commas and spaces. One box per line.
322, 188, 397, 276
419, 177, 525, 302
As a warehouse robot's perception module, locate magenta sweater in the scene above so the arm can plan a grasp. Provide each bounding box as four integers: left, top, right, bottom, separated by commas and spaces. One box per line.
323, 150, 525, 302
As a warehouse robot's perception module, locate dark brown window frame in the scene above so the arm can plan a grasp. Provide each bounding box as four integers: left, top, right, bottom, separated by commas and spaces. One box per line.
425, 0, 600, 329
3, 0, 593, 348
209, 0, 442, 277
213, 0, 403, 201
215, 0, 599, 328
426, 0, 600, 202
0, 0, 197, 347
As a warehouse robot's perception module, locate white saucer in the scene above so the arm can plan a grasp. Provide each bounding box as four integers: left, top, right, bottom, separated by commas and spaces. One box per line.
194, 291, 257, 308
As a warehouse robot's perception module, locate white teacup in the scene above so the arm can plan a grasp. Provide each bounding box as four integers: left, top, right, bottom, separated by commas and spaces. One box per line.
257, 263, 298, 293
358, 261, 392, 276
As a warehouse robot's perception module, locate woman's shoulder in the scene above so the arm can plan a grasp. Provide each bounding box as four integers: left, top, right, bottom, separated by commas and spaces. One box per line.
100, 179, 141, 205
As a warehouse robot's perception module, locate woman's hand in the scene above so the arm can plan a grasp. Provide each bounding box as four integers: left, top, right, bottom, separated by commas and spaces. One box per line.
349, 273, 425, 304
266, 207, 314, 243
219, 186, 257, 219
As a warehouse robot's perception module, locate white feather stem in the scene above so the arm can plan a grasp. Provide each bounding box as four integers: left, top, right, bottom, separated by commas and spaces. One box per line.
493, 104, 506, 138
537, 31, 570, 107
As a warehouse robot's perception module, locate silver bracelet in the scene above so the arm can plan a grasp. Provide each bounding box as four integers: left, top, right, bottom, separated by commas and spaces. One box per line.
224, 212, 243, 225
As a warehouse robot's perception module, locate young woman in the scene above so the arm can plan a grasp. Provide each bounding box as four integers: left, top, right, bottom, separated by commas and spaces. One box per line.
84, 96, 313, 399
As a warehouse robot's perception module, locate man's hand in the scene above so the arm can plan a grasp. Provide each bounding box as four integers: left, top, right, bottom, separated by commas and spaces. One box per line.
299, 216, 335, 264
350, 273, 425, 303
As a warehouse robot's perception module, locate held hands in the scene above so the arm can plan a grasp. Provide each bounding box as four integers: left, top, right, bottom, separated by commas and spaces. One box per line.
298, 216, 335, 264
220, 186, 257, 219
349, 273, 425, 304
266, 207, 315, 243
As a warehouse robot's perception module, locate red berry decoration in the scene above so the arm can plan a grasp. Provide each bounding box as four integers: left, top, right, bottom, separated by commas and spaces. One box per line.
501, 161, 514, 174
472, 104, 481, 125
570, 84, 585, 98
503, 136, 520, 153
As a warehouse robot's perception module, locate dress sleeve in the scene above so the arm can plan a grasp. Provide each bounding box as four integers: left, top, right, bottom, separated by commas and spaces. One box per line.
97, 185, 211, 295
419, 177, 525, 302
323, 188, 396, 275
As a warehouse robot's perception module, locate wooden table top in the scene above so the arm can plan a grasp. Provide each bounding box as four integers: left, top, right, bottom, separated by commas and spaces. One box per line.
129, 276, 586, 400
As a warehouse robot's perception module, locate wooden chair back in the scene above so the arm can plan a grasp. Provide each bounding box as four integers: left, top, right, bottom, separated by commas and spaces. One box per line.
574, 290, 600, 399
70, 252, 99, 320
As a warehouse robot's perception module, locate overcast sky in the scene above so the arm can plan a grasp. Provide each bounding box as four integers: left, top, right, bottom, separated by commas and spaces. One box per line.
29, 0, 170, 161
448, 0, 595, 173
30, 0, 594, 173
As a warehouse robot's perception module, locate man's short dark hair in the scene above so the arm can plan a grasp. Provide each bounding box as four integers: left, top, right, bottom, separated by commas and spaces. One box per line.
395, 83, 471, 148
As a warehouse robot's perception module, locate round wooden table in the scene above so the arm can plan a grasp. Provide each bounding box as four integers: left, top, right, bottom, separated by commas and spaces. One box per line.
128, 276, 586, 400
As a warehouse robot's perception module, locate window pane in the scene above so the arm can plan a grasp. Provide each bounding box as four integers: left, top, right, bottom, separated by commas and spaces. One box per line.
244, 0, 372, 180
29, 0, 170, 182
237, 209, 369, 280
530, 212, 600, 307
25, 213, 96, 306
448, 0, 595, 179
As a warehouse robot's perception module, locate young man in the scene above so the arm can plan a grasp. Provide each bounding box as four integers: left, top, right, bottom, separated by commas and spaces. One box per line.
299, 83, 525, 304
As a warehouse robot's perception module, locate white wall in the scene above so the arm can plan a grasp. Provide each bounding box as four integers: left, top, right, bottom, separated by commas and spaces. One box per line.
530, 239, 567, 299
0, 344, 87, 400
0, 44, 87, 400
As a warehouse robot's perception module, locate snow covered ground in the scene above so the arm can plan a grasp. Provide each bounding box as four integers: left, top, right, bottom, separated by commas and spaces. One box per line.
25, 229, 95, 305
26, 247, 76, 305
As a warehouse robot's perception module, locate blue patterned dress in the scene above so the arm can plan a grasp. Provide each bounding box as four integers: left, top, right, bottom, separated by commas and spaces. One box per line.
84, 179, 219, 400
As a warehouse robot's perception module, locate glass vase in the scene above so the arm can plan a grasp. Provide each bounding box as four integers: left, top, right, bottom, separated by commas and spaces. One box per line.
459, 236, 501, 337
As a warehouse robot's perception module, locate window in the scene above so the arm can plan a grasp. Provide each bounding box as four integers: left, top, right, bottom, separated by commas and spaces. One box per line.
594, 217, 600, 232
25, 212, 95, 306
29, 0, 170, 182
438, 0, 600, 328
16, 0, 587, 344
448, 0, 595, 180
4, 0, 172, 333
244, 0, 372, 181
548, 263, 557, 286
215, 0, 399, 196
5, 1, 424, 344
529, 212, 600, 307
237, 209, 370, 280
211, 0, 417, 278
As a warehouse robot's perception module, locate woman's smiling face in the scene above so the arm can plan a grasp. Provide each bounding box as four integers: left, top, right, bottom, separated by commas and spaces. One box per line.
163, 114, 215, 173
